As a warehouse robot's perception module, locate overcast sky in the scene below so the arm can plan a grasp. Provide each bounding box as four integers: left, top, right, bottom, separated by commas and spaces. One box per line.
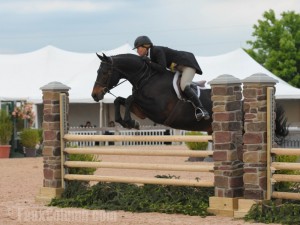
0, 0, 299, 56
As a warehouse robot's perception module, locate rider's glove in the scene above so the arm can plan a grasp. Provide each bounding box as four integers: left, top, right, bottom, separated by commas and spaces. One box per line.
170, 62, 177, 72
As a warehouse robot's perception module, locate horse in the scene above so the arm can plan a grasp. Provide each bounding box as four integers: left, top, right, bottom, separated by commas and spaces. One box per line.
91, 53, 289, 142
92, 53, 213, 133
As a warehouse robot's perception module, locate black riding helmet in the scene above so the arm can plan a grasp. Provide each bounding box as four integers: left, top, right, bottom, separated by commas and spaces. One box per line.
133, 36, 153, 49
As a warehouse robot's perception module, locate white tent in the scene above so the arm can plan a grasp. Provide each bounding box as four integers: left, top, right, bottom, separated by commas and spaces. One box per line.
195, 49, 300, 99
0, 44, 300, 104
0, 44, 136, 103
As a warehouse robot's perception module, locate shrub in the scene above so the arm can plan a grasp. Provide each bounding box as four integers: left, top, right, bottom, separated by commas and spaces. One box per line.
185, 131, 208, 150
68, 153, 99, 175
50, 175, 214, 217
274, 154, 300, 191
20, 128, 39, 148
245, 200, 300, 224
0, 110, 13, 145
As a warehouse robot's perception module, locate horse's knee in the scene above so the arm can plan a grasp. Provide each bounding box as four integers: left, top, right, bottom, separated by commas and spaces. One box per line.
125, 95, 134, 105
114, 97, 123, 104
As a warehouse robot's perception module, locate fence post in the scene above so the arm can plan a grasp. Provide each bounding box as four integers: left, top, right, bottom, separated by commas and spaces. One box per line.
207, 74, 244, 216
242, 73, 278, 200
36, 81, 70, 203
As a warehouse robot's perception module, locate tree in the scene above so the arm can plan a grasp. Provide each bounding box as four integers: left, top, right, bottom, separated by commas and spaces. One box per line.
246, 10, 300, 88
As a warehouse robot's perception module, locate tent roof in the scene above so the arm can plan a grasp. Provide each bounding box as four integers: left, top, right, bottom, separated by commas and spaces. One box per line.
196, 48, 300, 99
0, 44, 299, 104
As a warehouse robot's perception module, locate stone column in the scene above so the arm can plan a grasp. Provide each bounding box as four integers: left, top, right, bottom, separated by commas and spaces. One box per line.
242, 73, 278, 200
36, 81, 70, 203
208, 75, 244, 216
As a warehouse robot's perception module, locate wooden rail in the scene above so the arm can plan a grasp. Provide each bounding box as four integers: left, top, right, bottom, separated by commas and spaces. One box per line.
64, 161, 214, 172
272, 192, 300, 200
62, 133, 214, 187
271, 148, 300, 156
63, 134, 212, 142
64, 148, 213, 157
64, 174, 214, 187
271, 162, 300, 171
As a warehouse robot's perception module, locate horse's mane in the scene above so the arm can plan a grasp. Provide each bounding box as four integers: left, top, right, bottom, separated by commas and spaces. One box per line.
110, 53, 143, 63
110, 53, 139, 58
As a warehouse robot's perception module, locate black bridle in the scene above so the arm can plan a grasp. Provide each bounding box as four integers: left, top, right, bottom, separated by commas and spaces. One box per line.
94, 56, 148, 97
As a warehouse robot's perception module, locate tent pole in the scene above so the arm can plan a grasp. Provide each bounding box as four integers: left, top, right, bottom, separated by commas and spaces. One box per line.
33, 104, 38, 128
99, 102, 103, 131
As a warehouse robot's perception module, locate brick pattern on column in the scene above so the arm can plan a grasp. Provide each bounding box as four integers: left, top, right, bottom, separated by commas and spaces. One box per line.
211, 82, 244, 198
242, 83, 275, 200
41, 82, 70, 189
42, 91, 62, 188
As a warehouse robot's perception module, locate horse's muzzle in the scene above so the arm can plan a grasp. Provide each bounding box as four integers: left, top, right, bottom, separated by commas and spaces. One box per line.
91, 92, 104, 102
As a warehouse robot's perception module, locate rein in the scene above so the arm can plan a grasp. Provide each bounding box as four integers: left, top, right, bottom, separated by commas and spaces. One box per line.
95, 56, 149, 97
94, 79, 127, 98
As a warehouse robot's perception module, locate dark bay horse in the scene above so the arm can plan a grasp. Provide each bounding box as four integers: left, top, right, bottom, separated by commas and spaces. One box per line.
91, 53, 289, 142
92, 53, 213, 133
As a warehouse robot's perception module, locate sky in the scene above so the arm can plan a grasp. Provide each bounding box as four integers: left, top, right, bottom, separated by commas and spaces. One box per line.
0, 0, 299, 56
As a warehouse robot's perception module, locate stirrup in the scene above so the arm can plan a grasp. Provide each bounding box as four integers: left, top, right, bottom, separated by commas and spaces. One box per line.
195, 108, 203, 121
195, 108, 210, 121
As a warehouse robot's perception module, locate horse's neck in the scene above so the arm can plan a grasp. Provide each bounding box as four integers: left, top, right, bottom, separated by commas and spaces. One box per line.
116, 57, 146, 86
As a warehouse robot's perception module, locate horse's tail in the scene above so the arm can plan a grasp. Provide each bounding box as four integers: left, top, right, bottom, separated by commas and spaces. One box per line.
275, 103, 289, 145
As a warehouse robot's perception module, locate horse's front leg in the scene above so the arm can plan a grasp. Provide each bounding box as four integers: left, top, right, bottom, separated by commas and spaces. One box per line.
124, 95, 140, 130
114, 97, 127, 128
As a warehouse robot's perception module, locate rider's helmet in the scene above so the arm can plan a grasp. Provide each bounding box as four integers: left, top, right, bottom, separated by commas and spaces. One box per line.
133, 36, 153, 49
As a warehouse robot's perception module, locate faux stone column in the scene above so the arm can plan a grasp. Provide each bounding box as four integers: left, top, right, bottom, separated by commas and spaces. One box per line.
208, 75, 244, 216
242, 73, 278, 200
36, 81, 70, 203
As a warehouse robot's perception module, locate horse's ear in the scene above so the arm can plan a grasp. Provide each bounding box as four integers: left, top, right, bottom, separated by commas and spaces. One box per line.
102, 53, 108, 59
96, 53, 104, 61
96, 53, 110, 62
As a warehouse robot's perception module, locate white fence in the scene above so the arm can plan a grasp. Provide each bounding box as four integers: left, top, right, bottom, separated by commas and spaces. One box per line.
68, 126, 188, 147
281, 139, 300, 148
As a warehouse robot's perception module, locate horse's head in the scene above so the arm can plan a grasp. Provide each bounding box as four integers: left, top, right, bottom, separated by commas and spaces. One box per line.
92, 53, 147, 102
91, 53, 122, 102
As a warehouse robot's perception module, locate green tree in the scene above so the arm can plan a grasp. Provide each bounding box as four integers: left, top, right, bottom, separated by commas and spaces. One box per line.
246, 10, 300, 88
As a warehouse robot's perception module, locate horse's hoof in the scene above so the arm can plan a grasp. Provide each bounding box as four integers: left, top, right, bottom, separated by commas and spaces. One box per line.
134, 121, 140, 130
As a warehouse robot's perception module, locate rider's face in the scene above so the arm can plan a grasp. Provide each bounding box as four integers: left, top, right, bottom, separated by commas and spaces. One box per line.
137, 46, 148, 57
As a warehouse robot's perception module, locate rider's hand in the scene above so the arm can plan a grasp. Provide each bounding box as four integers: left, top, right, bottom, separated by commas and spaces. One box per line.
170, 62, 177, 72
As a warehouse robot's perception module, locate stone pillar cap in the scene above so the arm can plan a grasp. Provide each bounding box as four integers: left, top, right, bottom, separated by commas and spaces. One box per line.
40, 81, 71, 91
242, 73, 278, 84
208, 74, 241, 85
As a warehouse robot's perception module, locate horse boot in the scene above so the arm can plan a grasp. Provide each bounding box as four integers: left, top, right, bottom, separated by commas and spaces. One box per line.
183, 85, 210, 121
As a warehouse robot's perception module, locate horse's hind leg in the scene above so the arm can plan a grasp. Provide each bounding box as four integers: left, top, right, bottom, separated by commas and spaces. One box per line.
124, 95, 140, 129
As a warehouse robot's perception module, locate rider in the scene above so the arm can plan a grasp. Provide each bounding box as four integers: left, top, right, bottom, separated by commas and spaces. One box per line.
133, 35, 209, 121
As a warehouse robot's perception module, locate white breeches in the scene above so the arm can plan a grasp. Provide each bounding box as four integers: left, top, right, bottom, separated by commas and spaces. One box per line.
177, 66, 196, 91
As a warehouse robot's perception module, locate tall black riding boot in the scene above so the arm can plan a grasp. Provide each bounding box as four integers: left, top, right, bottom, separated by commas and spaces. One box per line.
183, 85, 210, 121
